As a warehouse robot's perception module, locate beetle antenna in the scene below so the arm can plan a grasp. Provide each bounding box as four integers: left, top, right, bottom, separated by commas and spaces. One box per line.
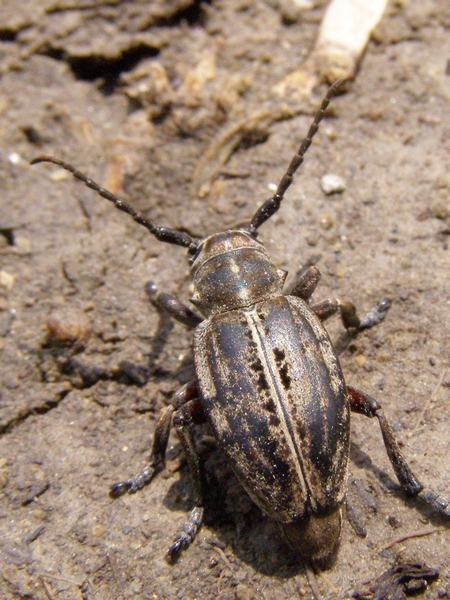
30, 156, 199, 252
248, 79, 343, 235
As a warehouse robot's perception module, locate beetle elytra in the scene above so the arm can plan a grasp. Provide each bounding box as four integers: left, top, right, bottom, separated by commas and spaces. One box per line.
32, 80, 450, 567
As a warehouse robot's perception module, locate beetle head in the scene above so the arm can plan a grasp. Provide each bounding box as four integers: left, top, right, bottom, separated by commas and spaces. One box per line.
189, 230, 287, 315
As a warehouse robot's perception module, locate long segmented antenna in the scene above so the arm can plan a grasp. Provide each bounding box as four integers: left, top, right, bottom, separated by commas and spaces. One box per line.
248, 79, 343, 235
30, 156, 199, 253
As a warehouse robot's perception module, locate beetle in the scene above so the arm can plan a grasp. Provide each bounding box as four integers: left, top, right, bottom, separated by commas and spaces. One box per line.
31, 80, 450, 567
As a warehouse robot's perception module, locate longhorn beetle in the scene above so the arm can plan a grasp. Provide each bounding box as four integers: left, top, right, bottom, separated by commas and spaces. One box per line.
32, 80, 450, 566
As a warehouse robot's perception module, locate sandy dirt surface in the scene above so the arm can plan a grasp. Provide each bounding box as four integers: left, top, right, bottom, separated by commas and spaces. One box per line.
1, 1, 450, 598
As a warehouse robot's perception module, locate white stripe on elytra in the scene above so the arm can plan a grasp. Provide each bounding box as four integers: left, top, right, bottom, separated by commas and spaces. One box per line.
243, 305, 316, 509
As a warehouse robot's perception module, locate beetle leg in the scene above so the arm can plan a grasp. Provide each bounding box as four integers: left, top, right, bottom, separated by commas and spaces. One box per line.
340, 298, 391, 330
110, 380, 199, 497
310, 298, 340, 321
310, 297, 391, 331
289, 267, 391, 331
166, 398, 206, 563
348, 386, 450, 518
146, 282, 203, 328
290, 266, 321, 300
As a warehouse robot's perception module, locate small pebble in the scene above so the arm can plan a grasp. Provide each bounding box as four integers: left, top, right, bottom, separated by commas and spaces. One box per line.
0, 270, 14, 290
92, 524, 106, 537
47, 308, 92, 348
22, 525, 46, 544
8, 152, 21, 165
320, 173, 346, 195
0, 470, 8, 489
235, 583, 254, 600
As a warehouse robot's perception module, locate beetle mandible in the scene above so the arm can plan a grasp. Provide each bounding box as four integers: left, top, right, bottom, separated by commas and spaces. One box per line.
32, 80, 450, 567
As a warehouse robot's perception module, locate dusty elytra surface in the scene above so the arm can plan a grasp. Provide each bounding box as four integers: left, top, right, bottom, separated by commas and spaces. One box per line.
1, 0, 450, 598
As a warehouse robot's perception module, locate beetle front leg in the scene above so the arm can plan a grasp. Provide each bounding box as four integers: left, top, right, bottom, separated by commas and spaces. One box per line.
348, 386, 450, 518
145, 282, 203, 328
166, 398, 206, 562
290, 266, 321, 300
110, 380, 199, 497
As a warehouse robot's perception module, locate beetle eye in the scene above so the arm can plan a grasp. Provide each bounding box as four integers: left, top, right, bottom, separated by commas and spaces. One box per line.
189, 242, 204, 262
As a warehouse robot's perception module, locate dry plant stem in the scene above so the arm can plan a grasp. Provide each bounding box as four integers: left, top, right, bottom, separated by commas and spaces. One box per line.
409, 368, 448, 438
39, 578, 55, 600
274, 0, 389, 102
191, 108, 273, 198
315, 0, 389, 80
383, 527, 440, 550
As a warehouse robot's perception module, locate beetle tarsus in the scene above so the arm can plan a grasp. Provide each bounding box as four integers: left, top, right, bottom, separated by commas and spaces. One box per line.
110, 465, 159, 498
417, 490, 450, 517
339, 297, 391, 331
165, 506, 204, 563
358, 297, 391, 330
109, 481, 133, 498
